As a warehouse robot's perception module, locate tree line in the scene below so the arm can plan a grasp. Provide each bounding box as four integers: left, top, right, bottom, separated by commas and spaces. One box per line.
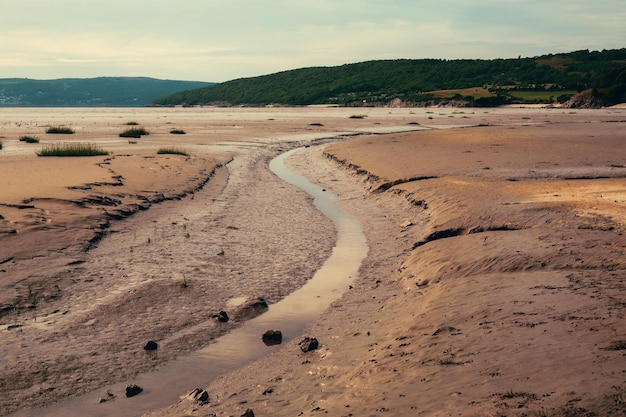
152, 48, 626, 107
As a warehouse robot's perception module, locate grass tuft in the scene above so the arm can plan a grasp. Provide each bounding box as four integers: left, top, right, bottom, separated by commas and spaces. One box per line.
349, 114, 367, 119
19, 136, 40, 143
125, 121, 140, 125
169, 129, 186, 135
36, 142, 108, 157
496, 390, 538, 400
119, 127, 149, 138
157, 147, 190, 156
46, 125, 75, 134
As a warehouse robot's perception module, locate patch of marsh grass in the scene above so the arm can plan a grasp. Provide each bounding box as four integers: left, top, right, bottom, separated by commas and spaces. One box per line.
36, 142, 108, 157
157, 147, 190, 156
119, 127, 149, 138
496, 390, 538, 400
46, 126, 75, 134
19, 136, 40, 143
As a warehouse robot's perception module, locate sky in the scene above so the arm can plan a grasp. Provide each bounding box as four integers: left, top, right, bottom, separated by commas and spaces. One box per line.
1, 0, 625, 82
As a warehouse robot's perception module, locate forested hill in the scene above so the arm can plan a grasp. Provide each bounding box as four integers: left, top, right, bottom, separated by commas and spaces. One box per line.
0, 77, 212, 107
153, 48, 626, 107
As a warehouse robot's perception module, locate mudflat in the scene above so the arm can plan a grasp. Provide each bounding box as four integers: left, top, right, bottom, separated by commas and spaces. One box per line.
1, 107, 625, 416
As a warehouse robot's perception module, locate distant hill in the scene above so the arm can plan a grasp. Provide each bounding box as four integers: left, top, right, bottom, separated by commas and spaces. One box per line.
0, 77, 213, 107
152, 48, 626, 107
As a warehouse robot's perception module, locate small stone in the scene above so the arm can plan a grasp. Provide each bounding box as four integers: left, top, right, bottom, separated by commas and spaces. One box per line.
181, 388, 209, 404
262, 330, 283, 346
98, 391, 116, 403
212, 310, 229, 322
299, 337, 319, 352
125, 384, 143, 397
241, 409, 255, 417
143, 340, 158, 351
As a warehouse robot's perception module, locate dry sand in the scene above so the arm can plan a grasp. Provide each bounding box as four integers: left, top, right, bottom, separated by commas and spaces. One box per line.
1, 107, 625, 416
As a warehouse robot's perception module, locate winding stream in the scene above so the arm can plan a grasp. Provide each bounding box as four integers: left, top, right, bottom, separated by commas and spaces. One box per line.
11, 147, 367, 417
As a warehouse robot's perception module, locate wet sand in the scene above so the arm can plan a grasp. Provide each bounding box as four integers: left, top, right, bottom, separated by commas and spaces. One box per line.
1, 107, 625, 416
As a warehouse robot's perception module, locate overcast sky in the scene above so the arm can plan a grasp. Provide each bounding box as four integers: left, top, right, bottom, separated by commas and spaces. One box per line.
2, 0, 624, 82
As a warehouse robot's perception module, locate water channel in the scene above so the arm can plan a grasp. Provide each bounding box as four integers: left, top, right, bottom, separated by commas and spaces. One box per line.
11, 147, 367, 417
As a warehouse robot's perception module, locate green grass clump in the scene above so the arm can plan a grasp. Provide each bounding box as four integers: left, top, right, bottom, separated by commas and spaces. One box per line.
36, 142, 108, 157
509, 89, 577, 102
169, 129, 186, 134
19, 136, 40, 143
46, 125, 75, 134
119, 127, 149, 138
157, 147, 189, 156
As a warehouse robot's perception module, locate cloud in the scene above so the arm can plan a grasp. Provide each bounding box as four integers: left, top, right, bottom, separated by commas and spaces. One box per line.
1, 0, 625, 81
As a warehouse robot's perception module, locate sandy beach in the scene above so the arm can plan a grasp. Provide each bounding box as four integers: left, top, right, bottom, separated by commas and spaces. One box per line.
1, 106, 625, 416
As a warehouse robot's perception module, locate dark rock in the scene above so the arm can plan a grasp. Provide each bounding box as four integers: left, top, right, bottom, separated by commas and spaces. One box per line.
262, 330, 282, 346
125, 384, 143, 397
241, 409, 255, 417
299, 337, 319, 352
212, 310, 229, 322
181, 388, 209, 404
143, 340, 158, 351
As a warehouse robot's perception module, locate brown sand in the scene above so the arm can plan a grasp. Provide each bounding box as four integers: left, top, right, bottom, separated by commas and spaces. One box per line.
1, 107, 625, 416
0, 106, 423, 414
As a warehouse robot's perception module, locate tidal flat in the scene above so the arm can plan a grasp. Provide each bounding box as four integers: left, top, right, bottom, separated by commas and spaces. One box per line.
1, 106, 625, 416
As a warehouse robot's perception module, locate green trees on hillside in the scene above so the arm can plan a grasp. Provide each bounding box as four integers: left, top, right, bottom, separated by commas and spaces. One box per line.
592, 65, 626, 104
153, 48, 626, 107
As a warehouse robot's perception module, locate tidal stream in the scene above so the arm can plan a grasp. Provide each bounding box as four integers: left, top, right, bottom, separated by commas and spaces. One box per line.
11, 147, 367, 417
